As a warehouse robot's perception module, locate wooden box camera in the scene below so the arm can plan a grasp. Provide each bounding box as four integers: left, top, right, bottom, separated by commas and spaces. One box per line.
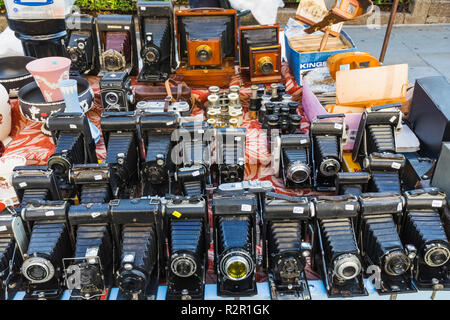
239, 25, 281, 84
97, 14, 139, 76
175, 8, 237, 87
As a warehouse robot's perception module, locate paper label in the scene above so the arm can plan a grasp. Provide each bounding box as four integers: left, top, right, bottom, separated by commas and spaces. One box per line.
45, 210, 55, 217
389, 116, 397, 123
166, 121, 174, 126
235, 137, 242, 141
345, 204, 354, 211
334, 123, 343, 130
241, 204, 252, 212
91, 212, 101, 218
0, 226, 7, 232
94, 175, 102, 181
192, 171, 200, 177
391, 162, 401, 169
172, 211, 182, 218
397, 202, 403, 211
300, 139, 307, 144
70, 124, 77, 129
432, 200, 443, 208
293, 206, 304, 214
19, 182, 27, 188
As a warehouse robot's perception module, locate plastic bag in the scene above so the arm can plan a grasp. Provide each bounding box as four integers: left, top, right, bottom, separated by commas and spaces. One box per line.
229, 0, 284, 25
0, 27, 24, 57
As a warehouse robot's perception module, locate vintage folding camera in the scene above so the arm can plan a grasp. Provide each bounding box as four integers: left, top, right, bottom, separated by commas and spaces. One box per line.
174, 122, 213, 197
101, 112, 141, 198
310, 115, 346, 191
352, 104, 405, 193
97, 15, 138, 76
216, 127, 246, 184
238, 25, 282, 84
47, 112, 98, 194
312, 195, 367, 297
336, 172, 370, 197
65, 203, 114, 300
212, 193, 258, 297
358, 193, 417, 295
110, 198, 162, 300
263, 192, 312, 300
403, 188, 450, 291
164, 197, 209, 300
69, 164, 112, 204
140, 112, 179, 196
0, 213, 25, 300
175, 8, 237, 87
100, 72, 134, 112
65, 14, 99, 76
280, 134, 313, 189
137, 1, 176, 83
12, 166, 61, 210
19, 201, 73, 300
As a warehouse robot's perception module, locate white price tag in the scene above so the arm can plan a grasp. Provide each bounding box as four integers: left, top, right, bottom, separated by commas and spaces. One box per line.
45, 210, 55, 217
94, 175, 102, 181
389, 116, 397, 123
345, 204, 354, 211
241, 204, 252, 212
192, 171, 200, 177
293, 206, 304, 214
0, 226, 7, 232
166, 121, 174, 126
300, 139, 307, 144
124, 26, 130, 30
19, 182, 27, 188
432, 200, 443, 208
391, 162, 401, 169
334, 123, 343, 130
70, 124, 77, 129
91, 212, 101, 218
198, 129, 204, 134
397, 202, 403, 211
235, 137, 242, 141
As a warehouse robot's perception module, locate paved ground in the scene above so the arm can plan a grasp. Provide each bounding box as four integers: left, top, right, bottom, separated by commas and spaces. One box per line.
343, 24, 450, 83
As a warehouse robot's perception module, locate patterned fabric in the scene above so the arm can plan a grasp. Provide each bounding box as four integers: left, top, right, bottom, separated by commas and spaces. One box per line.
1, 62, 321, 281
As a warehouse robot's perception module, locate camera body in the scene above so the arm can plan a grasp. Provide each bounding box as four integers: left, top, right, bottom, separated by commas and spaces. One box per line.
164, 197, 209, 300
66, 203, 114, 300
216, 127, 246, 184
100, 72, 134, 112
175, 9, 237, 87
310, 115, 346, 191
280, 134, 313, 189
97, 15, 138, 76
313, 195, 367, 297
110, 198, 162, 300
239, 25, 282, 84
403, 188, 450, 289
69, 163, 112, 204
359, 193, 417, 295
263, 193, 312, 299
140, 112, 179, 196
101, 112, 141, 198
212, 193, 258, 297
20, 201, 73, 300
65, 14, 99, 76
137, 1, 176, 83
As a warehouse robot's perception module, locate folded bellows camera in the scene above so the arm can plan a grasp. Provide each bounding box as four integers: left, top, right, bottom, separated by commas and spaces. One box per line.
100, 72, 134, 112
65, 14, 100, 76
97, 15, 138, 76
137, 1, 176, 83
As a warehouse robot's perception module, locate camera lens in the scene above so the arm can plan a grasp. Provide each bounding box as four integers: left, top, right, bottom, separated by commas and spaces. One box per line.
69, 50, 79, 63
286, 161, 311, 184
384, 251, 410, 276
119, 271, 146, 294
171, 254, 197, 278
333, 253, 361, 281
22, 257, 54, 283
257, 56, 274, 75
143, 46, 160, 64
196, 45, 212, 62
28, 265, 47, 281
105, 92, 119, 106
221, 251, 254, 281
278, 257, 300, 279
319, 158, 341, 177
424, 243, 450, 267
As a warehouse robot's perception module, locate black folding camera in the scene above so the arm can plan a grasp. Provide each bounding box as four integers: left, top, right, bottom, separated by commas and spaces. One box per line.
137, 1, 176, 83
336, 171, 370, 197
12, 166, 61, 211
140, 112, 179, 196
263, 192, 312, 300
69, 163, 112, 204
353, 105, 405, 193
403, 188, 450, 291
110, 198, 162, 300
47, 112, 98, 195
97, 15, 138, 76
174, 122, 213, 197
164, 197, 209, 300
66, 203, 114, 300
310, 115, 346, 191
212, 193, 258, 297
20, 201, 73, 300
359, 193, 417, 295
100, 72, 134, 112
216, 127, 246, 184
280, 134, 313, 189
101, 112, 141, 198
312, 195, 367, 297
65, 14, 99, 76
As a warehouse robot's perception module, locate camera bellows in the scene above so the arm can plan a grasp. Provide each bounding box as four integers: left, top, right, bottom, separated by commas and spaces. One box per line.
80, 185, 110, 204
403, 211, 450, 268
118, 225, 157, 297
314, 135, 340, 176
268, 221, 305, 283
320, 219, 362, 282
367, 125, 396, 154
144, 134, 172, 184
142, 19, 171, 65
23, 223, 71, 284
283, 148, 310, 184
362, 216, 410, 276
48, 132, 85, 175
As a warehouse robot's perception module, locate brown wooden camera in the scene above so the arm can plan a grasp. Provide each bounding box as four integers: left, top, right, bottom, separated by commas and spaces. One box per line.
175, 8, 237, 88
239, 25, 282, 84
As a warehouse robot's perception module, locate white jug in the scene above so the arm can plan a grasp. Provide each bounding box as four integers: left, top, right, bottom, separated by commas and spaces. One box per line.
0, 84, 12, 147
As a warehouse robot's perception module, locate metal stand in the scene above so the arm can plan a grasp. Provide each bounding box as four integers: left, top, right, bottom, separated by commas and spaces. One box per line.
379, 0, 400, 63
